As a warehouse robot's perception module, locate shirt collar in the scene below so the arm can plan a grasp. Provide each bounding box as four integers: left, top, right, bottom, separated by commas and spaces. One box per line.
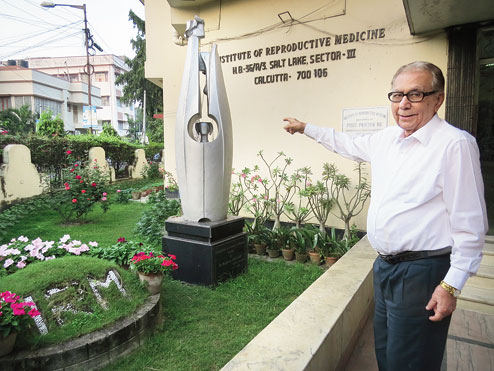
395, 114, 441, 146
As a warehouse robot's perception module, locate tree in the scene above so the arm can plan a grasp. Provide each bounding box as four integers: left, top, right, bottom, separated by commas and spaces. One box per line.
0, 105, 37, 135
146, 117, 164, 143
36, 110, 65, 137
116, 10, 163, 119
126, 110, 142, 143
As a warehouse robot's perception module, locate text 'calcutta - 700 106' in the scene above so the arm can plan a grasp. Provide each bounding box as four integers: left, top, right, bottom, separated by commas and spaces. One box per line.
175, 16, 233, 223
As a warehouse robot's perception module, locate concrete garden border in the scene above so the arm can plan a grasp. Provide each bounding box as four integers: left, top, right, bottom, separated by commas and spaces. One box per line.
1, 294, 161, 371
221, 236, 377, 371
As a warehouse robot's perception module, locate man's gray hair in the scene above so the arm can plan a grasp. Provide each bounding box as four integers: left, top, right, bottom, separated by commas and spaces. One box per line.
391, 61, 445, 92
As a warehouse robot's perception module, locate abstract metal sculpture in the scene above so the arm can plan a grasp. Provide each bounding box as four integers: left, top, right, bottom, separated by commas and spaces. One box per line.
175, 16, 233, 222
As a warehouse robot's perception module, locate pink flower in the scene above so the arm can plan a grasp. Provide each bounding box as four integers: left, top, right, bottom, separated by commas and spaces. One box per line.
117, 237, 126, 243
75, 164, 79, 167
70, 168, 75, 172
66, 150, 72, 155
28, 308, 40, 317
80, 180, 83, 183
16, 261, 26, 269
101, 197, 107, 201
65, 186, 70, 190
72, 199, 77, 203
241, 173, 246, 178
168, 254, 177, 260
117, 189, 121, 193
75, 175, 82, 180
102, 192, 107, 196
81, 190, 86, 194
3, 258, 14, 268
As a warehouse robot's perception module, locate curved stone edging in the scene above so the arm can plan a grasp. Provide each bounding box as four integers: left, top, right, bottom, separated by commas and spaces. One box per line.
1, 294, 161, 371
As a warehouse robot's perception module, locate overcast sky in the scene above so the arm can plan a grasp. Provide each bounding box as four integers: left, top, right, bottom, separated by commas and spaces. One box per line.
0, 0, 145, 61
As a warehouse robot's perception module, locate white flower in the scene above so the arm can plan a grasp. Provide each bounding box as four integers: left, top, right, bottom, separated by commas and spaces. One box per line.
89, 241, 98, 247
10, 248, 21, 255
17, 236, 29, 243
16, 261, 26, 269
59, 234, 71, 244
10, 238, 16, 243
71, 240, 81, 246
3, 258, 14, 268
45, 256, 56, 261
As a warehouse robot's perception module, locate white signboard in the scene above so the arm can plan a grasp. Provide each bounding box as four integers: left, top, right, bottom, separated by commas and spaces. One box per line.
342, 106, 388, 134
82, 105, 97, 129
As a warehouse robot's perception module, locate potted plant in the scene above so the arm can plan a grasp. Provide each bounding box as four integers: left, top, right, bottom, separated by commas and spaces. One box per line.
130, 252, 178, 295
290, 227, 314, 263
0, 291, 40, 356
252, 225, 271, 256
316, 227, 349, 267
268, 225, 291, 258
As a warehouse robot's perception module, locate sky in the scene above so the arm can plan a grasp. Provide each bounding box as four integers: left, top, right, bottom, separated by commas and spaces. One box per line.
0, 0, 145, 61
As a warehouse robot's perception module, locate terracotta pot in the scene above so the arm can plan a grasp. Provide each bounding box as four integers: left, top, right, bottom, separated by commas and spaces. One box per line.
0, 332, 17, 357
138, 272, 163, 295
281, 248, 295, 261
308, 251, 321, 265
267, 249, 280, 258
325, 256, 339, 267
254, 243, 267, 256
295, 252, 308, 263
131, 191, 141, 200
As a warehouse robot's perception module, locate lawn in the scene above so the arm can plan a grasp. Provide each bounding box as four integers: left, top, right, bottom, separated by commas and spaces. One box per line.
0, 185, 324, 370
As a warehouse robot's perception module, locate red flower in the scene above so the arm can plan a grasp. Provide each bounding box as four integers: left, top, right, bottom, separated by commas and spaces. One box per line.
168, 254, 177, 260
66, 150, 72, 155
75, 164, 79, 167
80, 180, 83, 183
65, 186, 70, 190
72, 199, 77, 203
28, 308, 40, 317
91, 182, 97, 187
117, 237, 126, 243
81, 190, 86, 193
70, 168, 75, 172
75, 175, 82, 179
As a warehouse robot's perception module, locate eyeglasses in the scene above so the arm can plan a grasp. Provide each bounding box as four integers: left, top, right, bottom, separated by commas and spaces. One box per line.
387, 90, 437, 103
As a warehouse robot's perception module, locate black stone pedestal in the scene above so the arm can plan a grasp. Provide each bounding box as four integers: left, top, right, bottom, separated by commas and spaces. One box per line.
162, 216, 248, 286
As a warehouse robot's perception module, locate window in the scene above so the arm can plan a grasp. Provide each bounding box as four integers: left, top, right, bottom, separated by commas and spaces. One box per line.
116, 98, 122, 107
69, 74, 79, 82
101, 96, 110, 106
95, 72, 108, 82
34, 97, 61, 115
118, 120, 124, 130
14, 96, 32, 109
0, 96, 10, 111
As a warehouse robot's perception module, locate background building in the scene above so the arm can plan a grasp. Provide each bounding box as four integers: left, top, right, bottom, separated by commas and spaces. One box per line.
0, 64, 101, 133
27, 54, 135, 136
143, 0, 494, 231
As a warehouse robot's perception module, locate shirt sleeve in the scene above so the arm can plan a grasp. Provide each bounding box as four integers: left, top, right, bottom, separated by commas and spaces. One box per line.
442, 137, 488, 290
304, 124, 373, 163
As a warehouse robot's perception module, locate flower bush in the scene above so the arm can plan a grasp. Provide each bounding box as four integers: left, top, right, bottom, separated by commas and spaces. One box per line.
115, 189, 132, 204
90, 237, 155, 267
0, 235, 96, 276
48, 150, 111, 223
0, 291, 40, 338
131, 252, 178, 275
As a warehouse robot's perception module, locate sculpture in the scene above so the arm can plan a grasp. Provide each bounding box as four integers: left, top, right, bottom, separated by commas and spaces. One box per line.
175, 16, 233, 222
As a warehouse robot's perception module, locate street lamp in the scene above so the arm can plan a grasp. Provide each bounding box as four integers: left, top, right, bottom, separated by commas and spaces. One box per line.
41, 2, 96, 134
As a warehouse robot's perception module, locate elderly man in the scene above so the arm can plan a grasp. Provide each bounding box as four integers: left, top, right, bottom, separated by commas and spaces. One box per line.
283, 61, 487, 371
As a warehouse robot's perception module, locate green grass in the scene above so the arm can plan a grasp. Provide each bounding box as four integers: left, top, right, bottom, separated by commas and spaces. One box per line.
0, 190, 324, 370
0, 201, 150, 247
0, 256, 148, 349
105, 258, 323, 371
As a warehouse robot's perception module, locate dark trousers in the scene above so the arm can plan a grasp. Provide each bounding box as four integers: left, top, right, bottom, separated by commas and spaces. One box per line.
373, 255, 452, 371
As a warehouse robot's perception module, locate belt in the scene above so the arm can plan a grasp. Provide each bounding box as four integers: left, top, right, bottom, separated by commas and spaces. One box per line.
378, 246, 452, 264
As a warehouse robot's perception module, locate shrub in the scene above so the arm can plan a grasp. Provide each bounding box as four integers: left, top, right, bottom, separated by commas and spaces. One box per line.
134, 191, 181, 245
36, 110, 65, 137
47, 150, 111, 222
90, 237, 157, 266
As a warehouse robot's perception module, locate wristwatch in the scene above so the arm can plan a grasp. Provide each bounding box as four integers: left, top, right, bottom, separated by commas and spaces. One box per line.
440, 280, 461, 298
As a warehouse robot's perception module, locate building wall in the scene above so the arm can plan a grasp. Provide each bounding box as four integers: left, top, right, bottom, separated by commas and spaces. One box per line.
27, 55, 134, 135
144, 0, 449, 229
0, 67, 100, 133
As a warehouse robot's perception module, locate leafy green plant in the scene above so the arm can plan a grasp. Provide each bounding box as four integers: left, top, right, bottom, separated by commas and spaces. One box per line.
300, 180, 335, 235
324, 162, 371, 239
289, 227, 315, 254
141, 161, 162, 179
0, 105, 37, 135
90, 237, 155, 266
284, 167, 313, 228
134, 191, 181, 245
114, 188, 133, 203
36, 110, 65, 137
100, 123, 119, 137
47, 150, 111, 222
0, 196, 49, 240
270, 225, 291, 251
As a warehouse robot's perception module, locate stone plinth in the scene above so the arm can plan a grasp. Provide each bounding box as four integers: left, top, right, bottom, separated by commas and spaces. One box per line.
162, 216, 247, 286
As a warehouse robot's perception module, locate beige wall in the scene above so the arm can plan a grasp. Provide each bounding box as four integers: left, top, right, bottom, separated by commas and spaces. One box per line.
144, 0, 448, 230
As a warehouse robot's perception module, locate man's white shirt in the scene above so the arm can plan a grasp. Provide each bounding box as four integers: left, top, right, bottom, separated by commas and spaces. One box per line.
304, 114, 488, 290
